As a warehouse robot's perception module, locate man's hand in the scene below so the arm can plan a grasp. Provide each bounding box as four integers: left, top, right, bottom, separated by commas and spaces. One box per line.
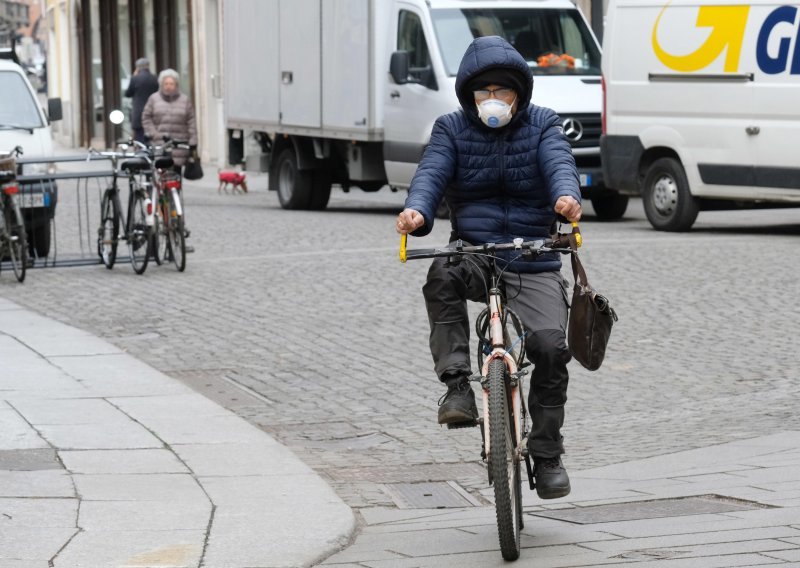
554, 196, 582, 222
395, 208, 425, 235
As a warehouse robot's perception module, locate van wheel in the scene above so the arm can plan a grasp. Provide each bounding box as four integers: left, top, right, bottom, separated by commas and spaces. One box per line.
271, 148, 312, 209
590, 193, 629, 220
642, 157, 698, 231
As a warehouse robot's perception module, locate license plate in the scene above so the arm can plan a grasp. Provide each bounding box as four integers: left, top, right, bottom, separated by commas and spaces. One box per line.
20, 193, 46, 208
580, 173, 592, 187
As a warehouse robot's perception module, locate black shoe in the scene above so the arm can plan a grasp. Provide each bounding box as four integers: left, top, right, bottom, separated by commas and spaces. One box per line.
534, 456, 571, 499
437, 379, 478, 425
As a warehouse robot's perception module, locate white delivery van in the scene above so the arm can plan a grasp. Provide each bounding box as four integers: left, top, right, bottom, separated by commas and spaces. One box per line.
224, 0, 624, 218
0, 57, 62, 256
601, 0, 800, 231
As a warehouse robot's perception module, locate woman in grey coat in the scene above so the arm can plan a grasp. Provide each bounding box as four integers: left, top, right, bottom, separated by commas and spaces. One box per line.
141, 69, 197, 167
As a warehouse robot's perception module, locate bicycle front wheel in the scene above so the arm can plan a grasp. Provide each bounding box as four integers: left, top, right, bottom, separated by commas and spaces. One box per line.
488, 357, 522, 561
128, 191, 150, 275
97, 192, 119, 269
5, 203, 26, 282
167, 195, 186, 272
152, 203, 168, 265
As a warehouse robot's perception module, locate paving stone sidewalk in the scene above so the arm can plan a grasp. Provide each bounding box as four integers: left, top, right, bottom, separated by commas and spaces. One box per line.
323, 431, 800, 567
0, 298, 355, 568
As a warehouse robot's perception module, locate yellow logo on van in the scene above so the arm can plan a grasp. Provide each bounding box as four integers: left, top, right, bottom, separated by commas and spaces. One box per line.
652, 5, 750, 72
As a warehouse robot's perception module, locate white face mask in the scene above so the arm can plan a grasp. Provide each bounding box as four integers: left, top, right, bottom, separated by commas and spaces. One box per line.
476, 97, 516, 128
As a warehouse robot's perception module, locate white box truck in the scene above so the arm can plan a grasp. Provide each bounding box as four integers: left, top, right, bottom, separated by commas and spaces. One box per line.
601, 0, 800, 231
223, 0, 624, 217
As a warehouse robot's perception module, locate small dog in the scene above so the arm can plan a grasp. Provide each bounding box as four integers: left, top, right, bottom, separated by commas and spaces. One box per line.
218, 171, 248, 194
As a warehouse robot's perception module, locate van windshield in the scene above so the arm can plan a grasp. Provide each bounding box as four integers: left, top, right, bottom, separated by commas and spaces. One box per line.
431, 8, 601, 77
0, 71, 44, 129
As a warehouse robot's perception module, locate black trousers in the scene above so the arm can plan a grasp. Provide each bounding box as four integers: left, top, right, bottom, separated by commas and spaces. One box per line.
423, 252, 571, 457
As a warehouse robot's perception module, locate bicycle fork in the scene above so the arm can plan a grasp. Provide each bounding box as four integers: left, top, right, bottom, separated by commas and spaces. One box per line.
481, 292, 524, 466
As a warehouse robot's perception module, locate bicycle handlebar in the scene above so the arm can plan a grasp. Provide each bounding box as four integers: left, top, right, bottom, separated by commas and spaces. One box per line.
399, 222, 581, 263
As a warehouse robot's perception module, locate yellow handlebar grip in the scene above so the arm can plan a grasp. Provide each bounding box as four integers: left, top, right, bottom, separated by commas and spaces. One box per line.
571, 222, 582, 248
399, 233, 407, 263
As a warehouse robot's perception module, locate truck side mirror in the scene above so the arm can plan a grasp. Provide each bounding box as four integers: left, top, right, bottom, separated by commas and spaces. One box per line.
390, 51, 410, 85
47, 98, 63, 122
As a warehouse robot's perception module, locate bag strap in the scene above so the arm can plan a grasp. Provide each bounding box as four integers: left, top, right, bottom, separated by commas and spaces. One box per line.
558, 225, 590, 289
571, 252, 590, 289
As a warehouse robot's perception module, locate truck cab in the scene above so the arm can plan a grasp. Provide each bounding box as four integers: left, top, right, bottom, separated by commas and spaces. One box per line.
384, 0, 622, 217
0, 58, 61, 257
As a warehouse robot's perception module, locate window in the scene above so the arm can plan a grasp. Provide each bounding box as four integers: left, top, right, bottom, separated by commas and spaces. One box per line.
431, 8, 601, 77
0, 72, 43, 129
398, 10, 433, 84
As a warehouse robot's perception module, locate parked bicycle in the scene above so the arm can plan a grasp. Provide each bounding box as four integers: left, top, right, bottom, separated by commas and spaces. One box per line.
400, 228, 579, 561
0, 146, 27, 282
92, 144, 154, 274
142, 138, 189, 271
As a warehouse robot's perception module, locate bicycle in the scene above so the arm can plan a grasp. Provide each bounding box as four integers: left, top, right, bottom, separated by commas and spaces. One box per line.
93, 144, 154, 274
0, 146, 27, 282
141, 139, 189, 271
399, 227, 580, 561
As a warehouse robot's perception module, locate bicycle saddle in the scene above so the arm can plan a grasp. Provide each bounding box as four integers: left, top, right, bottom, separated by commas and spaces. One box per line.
154, 157, 174, 169
120, 158, 150, 173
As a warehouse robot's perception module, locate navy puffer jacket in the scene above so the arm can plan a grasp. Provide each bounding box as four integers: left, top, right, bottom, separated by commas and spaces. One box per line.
404, 36, 580, 272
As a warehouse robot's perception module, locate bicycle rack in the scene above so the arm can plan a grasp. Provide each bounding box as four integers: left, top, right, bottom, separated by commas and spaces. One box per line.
9, 153, 119, 269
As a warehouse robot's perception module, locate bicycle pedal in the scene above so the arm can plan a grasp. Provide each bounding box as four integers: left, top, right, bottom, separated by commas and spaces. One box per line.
446, 417, 480, 429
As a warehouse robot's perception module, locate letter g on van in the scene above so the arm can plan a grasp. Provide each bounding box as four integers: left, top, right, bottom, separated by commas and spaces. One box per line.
653, 3, 800, 75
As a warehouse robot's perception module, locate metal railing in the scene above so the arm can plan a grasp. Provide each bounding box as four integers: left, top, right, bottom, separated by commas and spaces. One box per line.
13, 154, 119, 268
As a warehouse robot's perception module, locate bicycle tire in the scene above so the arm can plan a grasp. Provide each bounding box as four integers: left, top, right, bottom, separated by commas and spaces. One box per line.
488, 357, 522, 561
97, 192, 119, 269
152, 202, 168, 265
167, 194, 186, 272
128, 191, 150, 275
5, 202, 26, 282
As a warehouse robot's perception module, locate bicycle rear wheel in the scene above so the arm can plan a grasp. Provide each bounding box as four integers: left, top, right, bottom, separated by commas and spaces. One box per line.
128, 191, 150, 275
488, 357, 522, 561
97, 192, 119, 269
5, 203, 26, 282
167, 194, 186, 272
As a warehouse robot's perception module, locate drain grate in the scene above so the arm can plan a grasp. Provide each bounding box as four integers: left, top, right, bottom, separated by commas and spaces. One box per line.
383, 481, 481, 509
531, 495, 771, 525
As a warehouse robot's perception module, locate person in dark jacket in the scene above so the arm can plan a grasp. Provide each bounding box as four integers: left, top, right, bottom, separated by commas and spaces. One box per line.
395, 36, 582, 499
124, 58, 159, 144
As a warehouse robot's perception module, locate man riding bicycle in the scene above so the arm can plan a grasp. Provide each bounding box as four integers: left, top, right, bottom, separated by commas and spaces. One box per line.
395, 36, 582, 499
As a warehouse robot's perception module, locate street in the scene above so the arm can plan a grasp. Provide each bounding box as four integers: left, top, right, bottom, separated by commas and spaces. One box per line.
2, 176, 800, 565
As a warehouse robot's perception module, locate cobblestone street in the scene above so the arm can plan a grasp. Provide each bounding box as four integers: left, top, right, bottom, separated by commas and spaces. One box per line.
2, 174, 799, 516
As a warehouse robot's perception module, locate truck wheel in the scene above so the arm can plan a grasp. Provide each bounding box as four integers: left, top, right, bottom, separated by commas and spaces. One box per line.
309, 171, 332, 210
642, 157, 698, 231
28, 221, 51, 258
271, 148, 312, 209
590, 193, 628, 220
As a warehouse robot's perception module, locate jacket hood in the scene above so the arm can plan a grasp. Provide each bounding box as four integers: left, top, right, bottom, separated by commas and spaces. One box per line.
454, 36, 534, 127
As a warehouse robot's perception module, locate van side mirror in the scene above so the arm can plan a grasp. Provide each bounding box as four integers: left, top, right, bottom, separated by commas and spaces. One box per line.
47, 98, 63, 122
390, 51, 410, 85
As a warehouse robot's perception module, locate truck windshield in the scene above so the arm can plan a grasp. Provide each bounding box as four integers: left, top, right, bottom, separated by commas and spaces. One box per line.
0, 71, 44, 129
431, 8, 601, 77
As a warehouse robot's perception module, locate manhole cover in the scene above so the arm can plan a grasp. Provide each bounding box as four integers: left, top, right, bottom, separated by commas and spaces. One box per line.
531, 495, 771, 524
327, 462, 486, 483
383, 481, 481, 509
